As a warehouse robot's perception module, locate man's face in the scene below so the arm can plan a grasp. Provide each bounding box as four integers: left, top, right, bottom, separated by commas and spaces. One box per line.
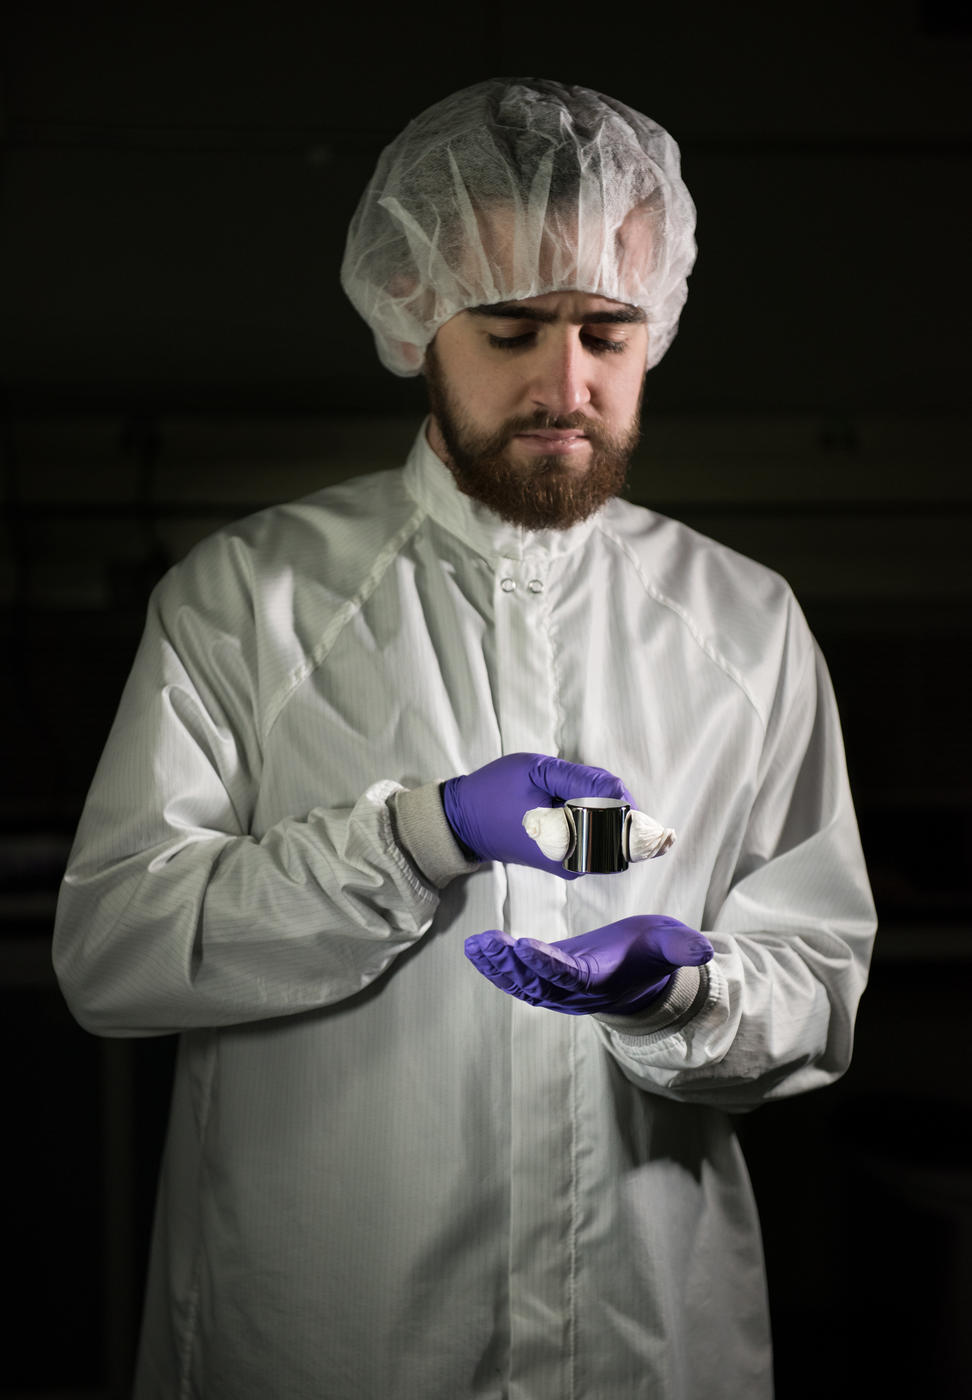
424, 290, 648, 530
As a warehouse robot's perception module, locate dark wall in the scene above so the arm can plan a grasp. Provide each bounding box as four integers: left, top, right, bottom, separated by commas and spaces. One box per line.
2, 4, 970, 1396
3, 2, 970, 415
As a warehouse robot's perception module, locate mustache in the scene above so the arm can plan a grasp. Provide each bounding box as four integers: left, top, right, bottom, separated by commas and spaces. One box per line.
501, 413, 607, 444
507, 413, 591, 432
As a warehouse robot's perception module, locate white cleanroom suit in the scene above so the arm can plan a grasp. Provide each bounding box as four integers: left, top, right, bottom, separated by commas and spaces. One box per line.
54, 424, 876, 1399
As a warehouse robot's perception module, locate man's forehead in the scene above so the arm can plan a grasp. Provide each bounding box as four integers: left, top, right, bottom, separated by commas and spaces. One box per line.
467, 291, 646, 325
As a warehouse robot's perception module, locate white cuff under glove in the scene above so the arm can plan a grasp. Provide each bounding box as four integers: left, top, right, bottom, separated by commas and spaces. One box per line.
388, 782, 481, 889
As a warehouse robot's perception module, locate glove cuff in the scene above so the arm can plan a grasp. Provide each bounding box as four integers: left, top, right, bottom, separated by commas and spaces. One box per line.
388, 782, 481, 888
594, 965, 706, 1035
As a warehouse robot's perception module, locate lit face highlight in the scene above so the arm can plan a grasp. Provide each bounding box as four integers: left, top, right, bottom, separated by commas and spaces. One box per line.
424, 291, 648, 529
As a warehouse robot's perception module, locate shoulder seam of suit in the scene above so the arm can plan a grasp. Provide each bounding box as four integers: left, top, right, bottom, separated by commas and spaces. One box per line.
592, 517, 772, 730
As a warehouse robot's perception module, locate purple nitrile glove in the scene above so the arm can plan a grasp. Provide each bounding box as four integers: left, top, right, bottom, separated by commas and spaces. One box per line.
443, 752, 633, 879
464, 915, 714, 1016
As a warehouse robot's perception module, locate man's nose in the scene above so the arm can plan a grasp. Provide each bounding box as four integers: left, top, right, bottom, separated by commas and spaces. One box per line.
528, 333, 592, 416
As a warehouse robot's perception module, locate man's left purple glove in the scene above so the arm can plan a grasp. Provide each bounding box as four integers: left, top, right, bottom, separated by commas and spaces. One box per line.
464, 915, 714, 1016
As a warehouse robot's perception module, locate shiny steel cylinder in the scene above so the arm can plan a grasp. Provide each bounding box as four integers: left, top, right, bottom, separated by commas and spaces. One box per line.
563, 798, 630, 874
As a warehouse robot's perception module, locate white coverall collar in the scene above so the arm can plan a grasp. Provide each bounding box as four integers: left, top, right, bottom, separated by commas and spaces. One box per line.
403, 418, 603, 563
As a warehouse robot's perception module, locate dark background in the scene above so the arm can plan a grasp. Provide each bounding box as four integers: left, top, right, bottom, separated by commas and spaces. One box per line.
2, 2, 970, 1397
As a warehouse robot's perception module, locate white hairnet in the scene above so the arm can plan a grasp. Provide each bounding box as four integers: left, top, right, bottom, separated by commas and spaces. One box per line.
340, 78, 697, 376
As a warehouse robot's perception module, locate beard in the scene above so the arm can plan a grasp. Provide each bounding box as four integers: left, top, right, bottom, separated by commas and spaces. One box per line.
424, 342, 643, 530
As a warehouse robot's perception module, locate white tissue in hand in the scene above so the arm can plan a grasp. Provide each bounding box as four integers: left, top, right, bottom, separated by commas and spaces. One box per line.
626, 809, 677, 861
521, 806, 677, 863
522, 807, 573, 861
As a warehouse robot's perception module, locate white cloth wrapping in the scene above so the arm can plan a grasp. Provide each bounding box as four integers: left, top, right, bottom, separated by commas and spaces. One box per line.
53, 424, 876, 1400
522, 804, 677, 863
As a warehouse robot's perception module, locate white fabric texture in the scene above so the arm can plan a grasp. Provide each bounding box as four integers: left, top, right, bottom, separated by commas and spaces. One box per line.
54, 424, 876, 1400
340, 78, 697, 375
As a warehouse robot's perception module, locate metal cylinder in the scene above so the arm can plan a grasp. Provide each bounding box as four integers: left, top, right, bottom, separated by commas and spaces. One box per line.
562, 798, 630, 874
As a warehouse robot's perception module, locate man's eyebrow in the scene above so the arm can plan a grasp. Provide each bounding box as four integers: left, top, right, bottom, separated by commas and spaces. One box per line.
467, 303, 646, 325
582, 308, 647, 325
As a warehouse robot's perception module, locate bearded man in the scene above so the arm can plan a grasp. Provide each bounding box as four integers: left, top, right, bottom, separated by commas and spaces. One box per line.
54, 79, 876, 1400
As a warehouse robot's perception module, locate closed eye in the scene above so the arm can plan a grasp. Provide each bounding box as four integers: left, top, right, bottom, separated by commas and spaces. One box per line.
487, 332, 535, 351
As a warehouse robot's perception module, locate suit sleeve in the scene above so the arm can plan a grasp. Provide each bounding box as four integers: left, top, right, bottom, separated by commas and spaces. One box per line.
593, 627, 877, 1111
53, 555, 440, 1038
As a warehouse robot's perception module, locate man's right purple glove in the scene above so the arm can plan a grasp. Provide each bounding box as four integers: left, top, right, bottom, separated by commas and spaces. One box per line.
442, 752, 632, 879
465, 915, 714, 1015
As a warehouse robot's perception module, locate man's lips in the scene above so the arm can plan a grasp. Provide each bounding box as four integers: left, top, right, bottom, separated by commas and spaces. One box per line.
513, 430, 591, 455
